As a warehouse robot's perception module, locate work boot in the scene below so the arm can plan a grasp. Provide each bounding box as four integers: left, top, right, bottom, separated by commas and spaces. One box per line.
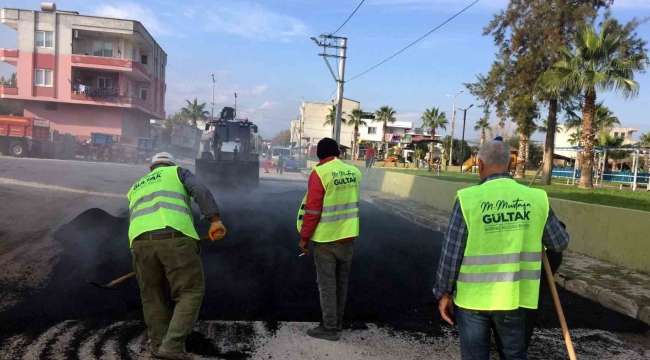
155, 349, 193, 360
336, 320, 343, 333
146, 340, 160, 357
307, 324, 340, 341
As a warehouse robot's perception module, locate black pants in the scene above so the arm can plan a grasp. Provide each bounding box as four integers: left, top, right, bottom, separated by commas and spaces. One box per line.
493, 250, 563, 358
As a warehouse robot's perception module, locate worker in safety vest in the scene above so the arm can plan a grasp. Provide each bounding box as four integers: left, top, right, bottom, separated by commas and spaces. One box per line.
297, 138, 361, 341
127, 152, 226, 360
489, 136, 565, 357
433, 141, 569, 359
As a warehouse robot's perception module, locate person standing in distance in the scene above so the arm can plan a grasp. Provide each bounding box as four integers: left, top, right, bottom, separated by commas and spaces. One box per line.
297, 138, 362, 341
365, 145, 375, 169
433, 141, 569, 359
128, 152, 227, 360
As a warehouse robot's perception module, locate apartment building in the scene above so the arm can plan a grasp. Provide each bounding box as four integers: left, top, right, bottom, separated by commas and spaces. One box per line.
291, 98, 361, 150
0, 3, 166, 143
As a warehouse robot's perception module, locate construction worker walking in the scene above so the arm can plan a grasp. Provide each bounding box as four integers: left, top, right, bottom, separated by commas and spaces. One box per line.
297, 138, 361, 341
433, 141, 569, 359
128, 152, 226, 360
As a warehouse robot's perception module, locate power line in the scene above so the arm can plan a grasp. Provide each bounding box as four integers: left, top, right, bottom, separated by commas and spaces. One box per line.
347, 0, 480, 83
331, 0, 365, 36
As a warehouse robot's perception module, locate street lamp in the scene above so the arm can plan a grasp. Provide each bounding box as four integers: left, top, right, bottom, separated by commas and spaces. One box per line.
458, 104, 474, 172
447, 90, 464, 169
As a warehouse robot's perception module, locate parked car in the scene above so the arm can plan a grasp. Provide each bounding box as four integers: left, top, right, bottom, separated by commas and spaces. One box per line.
284, 156, 299, 172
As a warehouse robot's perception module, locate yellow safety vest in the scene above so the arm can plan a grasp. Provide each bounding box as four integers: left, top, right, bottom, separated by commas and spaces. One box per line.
455, 178, 549, 310
297, 159, 361, 242
127, 166, 199, 246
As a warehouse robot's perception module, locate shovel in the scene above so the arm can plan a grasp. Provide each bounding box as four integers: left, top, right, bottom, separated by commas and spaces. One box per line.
86, 235, 218, 290
86, 271, 136, 290
530, 162, 577, 360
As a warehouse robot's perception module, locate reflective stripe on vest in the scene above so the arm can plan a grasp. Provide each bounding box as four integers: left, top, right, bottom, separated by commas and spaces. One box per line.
129, 190, 189, 217
455, 178, 549, 311
127, 166, 199, 245
297, 159, 361, 242
457, 269, 542, 283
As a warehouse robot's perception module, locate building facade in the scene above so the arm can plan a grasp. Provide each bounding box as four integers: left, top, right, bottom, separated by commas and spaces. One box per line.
0, 4, 166, 143
292, 98, 361, 151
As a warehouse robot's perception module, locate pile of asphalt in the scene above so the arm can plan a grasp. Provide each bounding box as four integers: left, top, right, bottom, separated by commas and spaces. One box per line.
0, 189, 647, 358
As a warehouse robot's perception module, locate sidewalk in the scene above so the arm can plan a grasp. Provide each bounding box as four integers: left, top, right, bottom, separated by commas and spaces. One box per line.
360, 190, 650, 326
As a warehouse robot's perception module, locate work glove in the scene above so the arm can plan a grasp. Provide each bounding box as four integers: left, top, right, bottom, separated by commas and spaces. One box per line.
209, 221, 226, 241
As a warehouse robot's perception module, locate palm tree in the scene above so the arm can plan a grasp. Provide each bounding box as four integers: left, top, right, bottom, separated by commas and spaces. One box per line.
421, 107, 448, 163
474, 118, 492, 146
598, 133, 627, 171
373, 106, 397, 153
324, 104, 346, 138
346, 109, 367, 160
537, 119, 563, 135
180, 98, 210, 126
539, 20, 646, 188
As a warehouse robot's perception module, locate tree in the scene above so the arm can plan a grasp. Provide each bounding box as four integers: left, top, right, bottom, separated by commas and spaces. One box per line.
421, 107, 448, 163
271, 129, 291, 147
373, 106, 396, 152
484, 0, 614, 185
564, 102, 620, 140
540, 19, 647, 187
442, 136, 472, 167
598, 133, 627, 171
640, 133, 650, 147
346, 109, 367, 160
0, 99, 23, 115
538, 119, 563, 134
180, 98, 210, 127
160, 112, 190, 144
474, 119, 492, 147
324, 104, 346, 138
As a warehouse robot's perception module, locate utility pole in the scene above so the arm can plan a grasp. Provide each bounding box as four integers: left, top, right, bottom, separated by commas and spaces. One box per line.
447, 90, 464, 169
311, 34, 347, 144
458, 104, 474, 172
234, 93, 237, 118
299, 98, 305, 161
211, 74, 216, 119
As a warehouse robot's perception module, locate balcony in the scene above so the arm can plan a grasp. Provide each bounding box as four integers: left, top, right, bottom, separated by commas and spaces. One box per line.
71, 86, 156, 116
0, 48, 18, 65
0, 85, 18, 96
71, 55, 151, 82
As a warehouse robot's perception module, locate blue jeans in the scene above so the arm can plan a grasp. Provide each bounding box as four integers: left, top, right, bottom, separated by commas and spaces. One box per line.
456, 306, 527, 360
365, 158, 374, 168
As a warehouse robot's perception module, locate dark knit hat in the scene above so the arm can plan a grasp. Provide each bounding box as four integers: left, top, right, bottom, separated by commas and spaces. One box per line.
493, 136, 503, 141
317, 138, 340, 159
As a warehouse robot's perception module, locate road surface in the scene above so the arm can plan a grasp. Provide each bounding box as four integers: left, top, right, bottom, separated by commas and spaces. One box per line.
0, 156, 648, 359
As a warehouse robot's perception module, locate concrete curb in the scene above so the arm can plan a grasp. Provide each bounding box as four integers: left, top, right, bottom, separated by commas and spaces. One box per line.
362, 192, 650, 326
555, 274, 649, 325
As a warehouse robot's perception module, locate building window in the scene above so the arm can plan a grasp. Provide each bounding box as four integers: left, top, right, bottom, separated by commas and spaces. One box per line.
35, 31, 53, 48
126, 81, 131, 96
97, 77, 112, 89
139, 87, 148, 101
131, 47, 137, 61
92, 41, 113, 57
45, 102, 58, 111
368, 127, 377, 134
141, 55, 148, 65
34, 69, 53, 87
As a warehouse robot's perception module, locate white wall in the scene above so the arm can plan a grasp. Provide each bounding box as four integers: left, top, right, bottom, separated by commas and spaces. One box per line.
300, 98, 360, 148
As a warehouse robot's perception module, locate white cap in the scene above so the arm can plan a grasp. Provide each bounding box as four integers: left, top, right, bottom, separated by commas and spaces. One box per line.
151, 152, 175, 166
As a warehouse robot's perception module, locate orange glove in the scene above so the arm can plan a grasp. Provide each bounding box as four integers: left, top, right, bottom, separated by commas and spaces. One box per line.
209, 221, 226, 241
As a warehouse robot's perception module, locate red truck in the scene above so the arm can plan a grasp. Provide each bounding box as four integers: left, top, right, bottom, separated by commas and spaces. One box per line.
0, 115, 50, 157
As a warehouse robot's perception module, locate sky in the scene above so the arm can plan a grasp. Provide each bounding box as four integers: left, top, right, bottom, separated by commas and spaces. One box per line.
0, 0, 649, 140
